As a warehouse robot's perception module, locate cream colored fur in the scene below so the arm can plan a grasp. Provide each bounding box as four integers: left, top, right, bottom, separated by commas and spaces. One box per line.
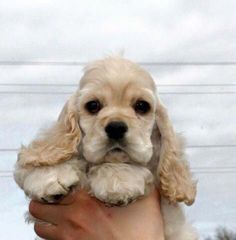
88, 163, 154, 206
14, 56, 198, 240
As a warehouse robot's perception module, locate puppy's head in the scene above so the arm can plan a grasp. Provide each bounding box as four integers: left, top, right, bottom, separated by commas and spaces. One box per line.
76, 56, 196, 205
78, 57, 156, 165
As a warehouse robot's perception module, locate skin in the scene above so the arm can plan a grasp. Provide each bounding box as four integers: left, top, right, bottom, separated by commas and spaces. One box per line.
29, 189, 164, 240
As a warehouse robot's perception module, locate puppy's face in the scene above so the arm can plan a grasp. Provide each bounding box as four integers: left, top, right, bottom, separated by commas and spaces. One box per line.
77, 58, 157, 165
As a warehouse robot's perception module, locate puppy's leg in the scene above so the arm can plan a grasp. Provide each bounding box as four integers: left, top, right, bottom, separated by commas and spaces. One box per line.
88, 163, 154, 206
14, 158, 87, 203
15, 157, 87, 240
161, 198, 198, 240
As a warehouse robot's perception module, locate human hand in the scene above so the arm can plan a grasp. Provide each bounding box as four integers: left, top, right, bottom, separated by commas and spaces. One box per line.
29, 188, 164, 240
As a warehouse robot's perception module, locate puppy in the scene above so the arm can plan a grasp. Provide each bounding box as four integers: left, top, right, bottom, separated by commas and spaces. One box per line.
14, 56, 198, 239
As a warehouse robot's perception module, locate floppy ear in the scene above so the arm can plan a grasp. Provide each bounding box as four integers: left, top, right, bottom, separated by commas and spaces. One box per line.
17, 94, 81, 167
155, 100, 197, 206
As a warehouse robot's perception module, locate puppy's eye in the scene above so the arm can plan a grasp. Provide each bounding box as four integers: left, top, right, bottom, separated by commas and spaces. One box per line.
134, 100, 150, 114
85, 100, 102, 114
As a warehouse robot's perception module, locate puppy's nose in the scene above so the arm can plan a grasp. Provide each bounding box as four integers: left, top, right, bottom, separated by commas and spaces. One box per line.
105, 121, 128, 140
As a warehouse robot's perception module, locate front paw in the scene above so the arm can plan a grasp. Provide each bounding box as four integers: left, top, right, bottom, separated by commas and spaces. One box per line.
88, 163, 154, 206
18, 159, 87, 202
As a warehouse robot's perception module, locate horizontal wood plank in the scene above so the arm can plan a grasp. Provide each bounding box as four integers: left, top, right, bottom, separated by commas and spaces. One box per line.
1, 65, 236, 85
0, 93, 235, 148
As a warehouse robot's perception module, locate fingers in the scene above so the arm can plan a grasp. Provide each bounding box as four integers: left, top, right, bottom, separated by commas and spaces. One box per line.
56, 188, 78, 205
58, 189, 100, 206
29, 201, 61, 224
29, 191, 97, 223
34, 222, 59, 240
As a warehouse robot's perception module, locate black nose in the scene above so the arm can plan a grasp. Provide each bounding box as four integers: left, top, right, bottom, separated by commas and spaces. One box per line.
105, 121, 128, 140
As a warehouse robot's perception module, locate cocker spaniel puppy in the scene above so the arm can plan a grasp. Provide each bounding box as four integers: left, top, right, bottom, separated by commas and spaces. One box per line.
14, 56, 198, 240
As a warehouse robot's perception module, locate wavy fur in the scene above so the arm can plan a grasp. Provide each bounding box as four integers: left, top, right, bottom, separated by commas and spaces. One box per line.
17, 94, 81, 167
156, 101, 197, 205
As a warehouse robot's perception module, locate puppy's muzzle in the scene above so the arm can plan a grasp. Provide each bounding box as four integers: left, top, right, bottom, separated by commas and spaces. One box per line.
105, 121, 128, 140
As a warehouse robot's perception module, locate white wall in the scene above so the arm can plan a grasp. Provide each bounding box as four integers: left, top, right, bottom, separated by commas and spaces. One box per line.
0, 1, 236, 239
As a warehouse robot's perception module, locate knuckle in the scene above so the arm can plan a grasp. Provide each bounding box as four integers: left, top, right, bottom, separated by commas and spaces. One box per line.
29, 201, 37, 216
76, 189, 90, 200
77, 192, 98, 208
64, 212, 80, 229
63, 229, 82, 240
34, 223, 43, 237
85, 199, 99, 211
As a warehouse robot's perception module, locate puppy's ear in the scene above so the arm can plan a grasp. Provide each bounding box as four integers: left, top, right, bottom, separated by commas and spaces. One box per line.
155, 101, 196, 206
18, 94, 81, 167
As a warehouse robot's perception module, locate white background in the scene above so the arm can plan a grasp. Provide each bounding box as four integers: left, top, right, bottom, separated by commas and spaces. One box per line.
0, 1, 236, 239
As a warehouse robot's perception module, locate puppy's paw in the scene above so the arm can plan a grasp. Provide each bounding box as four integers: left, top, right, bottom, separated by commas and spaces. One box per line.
88, 163, 154, 206
16, 159, 87, 202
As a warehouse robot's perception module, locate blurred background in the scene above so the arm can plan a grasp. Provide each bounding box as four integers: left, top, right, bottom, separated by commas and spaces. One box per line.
0, 1, 236, 239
